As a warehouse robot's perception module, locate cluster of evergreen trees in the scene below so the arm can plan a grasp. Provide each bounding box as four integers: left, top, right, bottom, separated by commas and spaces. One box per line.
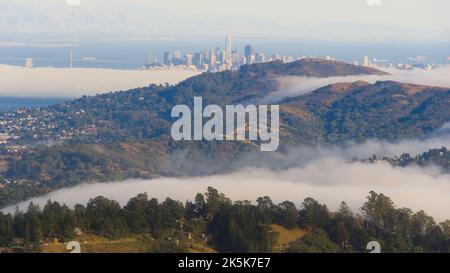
0, 187, 449, 253
378, 147, 450, 172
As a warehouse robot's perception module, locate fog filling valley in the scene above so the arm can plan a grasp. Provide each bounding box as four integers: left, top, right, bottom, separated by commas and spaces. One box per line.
264, 65, 450, 102
1, 63, 450, 221
0, 64, 200, 98
2, 63, 450, 100
3, 125, 450, 221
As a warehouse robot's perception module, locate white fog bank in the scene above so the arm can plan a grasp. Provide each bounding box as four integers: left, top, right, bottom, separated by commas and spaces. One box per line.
2, 123, 450, 220
0, 65, 200, 98
265, 65, 450, 102
3, 159, 450, 221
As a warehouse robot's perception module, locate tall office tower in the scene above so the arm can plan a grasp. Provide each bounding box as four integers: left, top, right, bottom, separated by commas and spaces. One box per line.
231, 50, 240, 66
193, 52, 203, 69
185, 54, 193, 67
163, 52, 172, 65
173, 50, 182, 65
173, 50, 181, 60
255, 52, 265, 63
363, 56, 370, 67
248, 55, 256, 65
215, 46, 221, 59
225, 34, 232, 66
219, 49, 226, 64
147, 54, 157, 65
244, 44, 255, 64
209, 48, 216, 71
25, 58, 33, 68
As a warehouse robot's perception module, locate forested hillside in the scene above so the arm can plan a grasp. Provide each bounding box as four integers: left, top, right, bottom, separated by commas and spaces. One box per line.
0, 188, 448, 253
1, 59, 449, 207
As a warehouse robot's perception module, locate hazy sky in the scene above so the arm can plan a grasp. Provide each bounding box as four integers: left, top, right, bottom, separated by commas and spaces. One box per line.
1, 0, 449, 42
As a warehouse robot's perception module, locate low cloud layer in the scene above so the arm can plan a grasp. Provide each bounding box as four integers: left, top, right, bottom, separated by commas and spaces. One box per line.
3, 159, 450, 221
3, 124, 450, 221
230, 123, 450, 172
264, 65, 450, 102
0, 65, 199, 98
2, 64, 450, 101
1, 68, 449, 221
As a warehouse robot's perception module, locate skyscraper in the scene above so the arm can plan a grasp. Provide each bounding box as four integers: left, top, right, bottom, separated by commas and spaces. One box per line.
219, 49, 226, 64
231, 50, 241, 66
363, 56, 370, 67
25, 58, 33, 68
185, 54, 193, 67
244, 45, 255, 64
173, 51, 181, 60
225, 34, 232, 66
193, 52, 203, 69
173, 50, 182, 65
163, 52, 172, 65
209, 48, 216, 71
255, 52, 265, 63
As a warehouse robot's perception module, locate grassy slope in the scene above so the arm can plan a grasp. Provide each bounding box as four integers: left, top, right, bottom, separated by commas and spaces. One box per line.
41, 224, 306, 253
2, 225, 306, 253
271, 224, 307, 252
41, 233, 216, 253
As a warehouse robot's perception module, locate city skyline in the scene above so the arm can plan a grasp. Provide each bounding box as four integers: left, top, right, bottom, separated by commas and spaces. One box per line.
157, 35, 274, 72
145, 34, 443, 73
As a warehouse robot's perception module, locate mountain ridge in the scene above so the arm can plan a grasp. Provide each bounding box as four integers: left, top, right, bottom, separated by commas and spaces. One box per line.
0, 59, 449, 207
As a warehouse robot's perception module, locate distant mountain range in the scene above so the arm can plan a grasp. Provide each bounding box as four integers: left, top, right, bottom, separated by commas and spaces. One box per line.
1, 58, 449, 207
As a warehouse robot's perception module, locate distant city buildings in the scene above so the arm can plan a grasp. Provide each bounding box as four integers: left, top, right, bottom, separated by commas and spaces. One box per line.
145, 35, 265, 72
244, 44, 255, 65
225, 34, 232, 68
25, 58, 33, 68
163, 52, 172, 66
356, 54, 437, 71
193, 52, 203, 69
209, 47, 216, 69
173, 50, 182, 65
363, 56, 370, 67
231, 50, 241, 65
185, 54, 193, 68
142, 35, 302, 72
139, 34, 439, 73
255, 52, 265, 63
